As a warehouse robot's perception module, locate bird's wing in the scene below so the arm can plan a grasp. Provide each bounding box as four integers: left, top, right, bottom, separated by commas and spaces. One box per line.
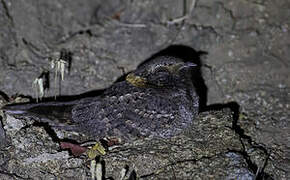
71, 88, 187, 140
118, 90, 187, 138
128, 98, 176, 137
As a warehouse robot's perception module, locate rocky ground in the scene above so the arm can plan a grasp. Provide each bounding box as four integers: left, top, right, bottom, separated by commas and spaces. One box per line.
0, 0, 289, 179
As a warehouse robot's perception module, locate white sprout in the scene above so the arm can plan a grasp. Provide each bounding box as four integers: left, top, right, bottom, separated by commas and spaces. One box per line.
50, 58, 67, 98
90, 159, 102, 180
120, 167, 127, 180
32, 78, 44, 102
90, 159, 96, 180
96, 161, 102, 180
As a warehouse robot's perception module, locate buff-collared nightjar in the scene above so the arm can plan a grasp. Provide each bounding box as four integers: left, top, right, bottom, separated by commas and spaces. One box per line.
2, 56, 199, 142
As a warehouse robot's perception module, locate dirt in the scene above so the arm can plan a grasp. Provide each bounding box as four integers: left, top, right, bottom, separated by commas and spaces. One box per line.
0, 0, 289, 179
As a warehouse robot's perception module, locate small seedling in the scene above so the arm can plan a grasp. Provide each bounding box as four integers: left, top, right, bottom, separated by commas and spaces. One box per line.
51, 57, 67, 79
90, 159, 103, 180
32, 77, 44, 102
50, 49, 72, 98
32, 71, 49, 102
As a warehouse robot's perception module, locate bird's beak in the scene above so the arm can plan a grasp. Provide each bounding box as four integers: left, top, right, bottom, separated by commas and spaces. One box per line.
178, 62, 197, 71
168, 62, 197, 73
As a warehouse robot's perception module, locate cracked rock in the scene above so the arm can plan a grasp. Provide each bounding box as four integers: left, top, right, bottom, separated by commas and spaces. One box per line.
0, 108, 270, 179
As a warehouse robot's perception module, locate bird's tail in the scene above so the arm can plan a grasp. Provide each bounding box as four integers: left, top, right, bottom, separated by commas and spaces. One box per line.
1, 101, 75, 126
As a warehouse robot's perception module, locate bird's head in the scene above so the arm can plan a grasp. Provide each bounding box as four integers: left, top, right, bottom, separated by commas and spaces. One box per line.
126, 56, 196, 88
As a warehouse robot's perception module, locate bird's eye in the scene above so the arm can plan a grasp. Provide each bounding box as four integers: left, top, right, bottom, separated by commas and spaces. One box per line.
147, 67, 172, 87
154, 68, 171, 78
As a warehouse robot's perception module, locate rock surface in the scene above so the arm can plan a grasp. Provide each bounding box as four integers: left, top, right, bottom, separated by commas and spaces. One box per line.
0, 0, 289, 179
0, 107, 271, 179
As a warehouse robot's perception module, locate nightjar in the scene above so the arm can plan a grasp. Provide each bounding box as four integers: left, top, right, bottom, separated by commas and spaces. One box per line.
2, 56, 199, 142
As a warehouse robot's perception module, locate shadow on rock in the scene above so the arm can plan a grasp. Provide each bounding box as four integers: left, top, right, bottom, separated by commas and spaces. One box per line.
0, 45, 273, 179
205, 102, 272, 180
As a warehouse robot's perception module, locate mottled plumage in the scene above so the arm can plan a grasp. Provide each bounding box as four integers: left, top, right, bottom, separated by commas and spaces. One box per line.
2, 56, 199, 141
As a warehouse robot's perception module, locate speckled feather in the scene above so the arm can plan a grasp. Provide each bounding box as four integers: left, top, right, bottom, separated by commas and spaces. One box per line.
71, 81, 198, 141
2, 56, 199, 142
